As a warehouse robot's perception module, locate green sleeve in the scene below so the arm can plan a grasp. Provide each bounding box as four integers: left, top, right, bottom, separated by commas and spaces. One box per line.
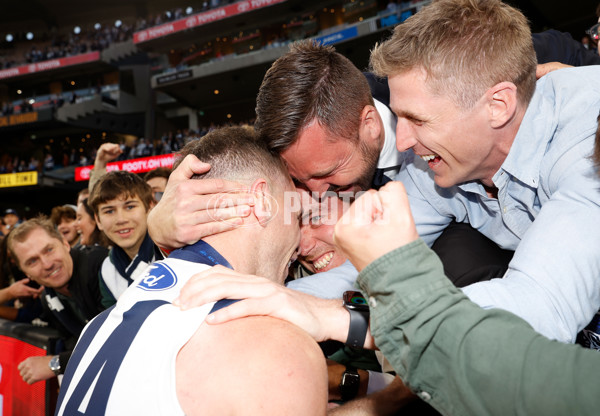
357, 239, 600, 415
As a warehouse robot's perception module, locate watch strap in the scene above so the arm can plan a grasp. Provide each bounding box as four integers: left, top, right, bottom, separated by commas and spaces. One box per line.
345, 307, 368, 348
339, 366, 360, 401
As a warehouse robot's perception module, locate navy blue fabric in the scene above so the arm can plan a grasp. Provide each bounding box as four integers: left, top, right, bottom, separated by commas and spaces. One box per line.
170, 240, 232, 269
60, 301, 167, 415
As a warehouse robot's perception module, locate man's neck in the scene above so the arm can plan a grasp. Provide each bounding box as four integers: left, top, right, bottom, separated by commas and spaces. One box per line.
201, 231, 256, 276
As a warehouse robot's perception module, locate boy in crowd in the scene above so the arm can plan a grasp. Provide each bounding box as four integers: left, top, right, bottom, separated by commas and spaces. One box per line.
50, 204, 80, 248
144, 167, 171, 202
88, 171, 163, 308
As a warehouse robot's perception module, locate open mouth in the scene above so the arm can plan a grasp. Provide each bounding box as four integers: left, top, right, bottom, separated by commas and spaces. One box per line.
313, 252, 334, 271
116, 228, 133, 237
421, 154, 442, 168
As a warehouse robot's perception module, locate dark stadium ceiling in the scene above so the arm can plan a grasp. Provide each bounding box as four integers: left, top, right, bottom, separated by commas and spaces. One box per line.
0, 1, 599, 36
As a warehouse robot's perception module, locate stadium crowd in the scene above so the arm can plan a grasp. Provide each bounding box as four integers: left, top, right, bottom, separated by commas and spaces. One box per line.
2, 0, 600, 415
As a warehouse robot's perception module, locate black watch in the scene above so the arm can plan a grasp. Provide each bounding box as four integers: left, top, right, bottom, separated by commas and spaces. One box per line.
339, 366, 360, 401
342, 291, 369, 348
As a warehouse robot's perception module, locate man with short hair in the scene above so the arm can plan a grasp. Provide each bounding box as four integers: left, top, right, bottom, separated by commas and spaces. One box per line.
368, 0, 600, 344
7, 216, 106, 384
55, 127, 327, 415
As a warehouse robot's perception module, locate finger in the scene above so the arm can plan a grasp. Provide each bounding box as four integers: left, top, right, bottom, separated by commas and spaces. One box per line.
168, 154, 212, 184
179, 275, 276, 310
179, 180, 253, 200
205, 297, 273, 324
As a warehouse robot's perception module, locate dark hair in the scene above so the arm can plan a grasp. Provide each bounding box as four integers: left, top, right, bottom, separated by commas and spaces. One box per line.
176, 126, 289, 189
254, 40, 373, 153
79, 198, 110, 248
88, 171, 154, 216
143, 167, 171, 182
50, 205, 76, 226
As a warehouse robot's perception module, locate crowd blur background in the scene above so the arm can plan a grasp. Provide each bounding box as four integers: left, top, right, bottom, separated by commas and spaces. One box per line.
0, 0, 598, 216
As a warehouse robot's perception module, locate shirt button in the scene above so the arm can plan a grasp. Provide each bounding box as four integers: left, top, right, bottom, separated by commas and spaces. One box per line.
503, 206, 507, 213
368, 296, 377, 308
418, 391, 432, 401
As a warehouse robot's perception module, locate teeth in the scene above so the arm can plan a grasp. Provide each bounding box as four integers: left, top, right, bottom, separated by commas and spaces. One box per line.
49, 268, 59, 277
421, 154, 437, 162
314, 252, 334, 270
118, 229, 131, 234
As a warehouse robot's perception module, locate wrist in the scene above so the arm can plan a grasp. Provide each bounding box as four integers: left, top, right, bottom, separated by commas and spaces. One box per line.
48, 355, 61, 376
321, 299, 351, 343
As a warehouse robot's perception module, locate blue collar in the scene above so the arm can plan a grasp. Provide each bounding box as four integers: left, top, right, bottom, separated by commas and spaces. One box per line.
169, 240, 233, 269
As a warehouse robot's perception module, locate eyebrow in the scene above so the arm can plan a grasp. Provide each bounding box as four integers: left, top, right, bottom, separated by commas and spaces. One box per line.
395, 106, 428, 123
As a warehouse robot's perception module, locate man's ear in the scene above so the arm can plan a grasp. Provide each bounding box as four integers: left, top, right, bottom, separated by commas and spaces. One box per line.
250, 178, 272, 227
487, 82, 518, 129
359, 105, 382, 145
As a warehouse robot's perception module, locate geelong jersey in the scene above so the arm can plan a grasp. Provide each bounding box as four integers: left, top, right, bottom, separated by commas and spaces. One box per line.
56, 241, 231, 416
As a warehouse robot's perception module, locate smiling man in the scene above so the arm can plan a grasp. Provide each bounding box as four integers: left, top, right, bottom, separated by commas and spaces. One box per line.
7, 216, 106, 385
369, 0, 600, 345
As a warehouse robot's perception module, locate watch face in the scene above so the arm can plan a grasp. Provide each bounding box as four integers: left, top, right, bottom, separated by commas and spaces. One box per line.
343, 291, 369, 311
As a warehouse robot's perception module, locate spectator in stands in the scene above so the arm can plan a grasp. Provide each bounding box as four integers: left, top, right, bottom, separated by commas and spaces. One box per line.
55, 126, 326, 416
3, 209, 21, 232
43, 153, 54, 171
144, 167, 171, 202
0, 235, 43, 322
7, 216, 106, 384
75, 198, 109, 249
87, 142, 122, 192
77, 188, 89, 206
89, 171, 162, 308
50, 205, 80, 248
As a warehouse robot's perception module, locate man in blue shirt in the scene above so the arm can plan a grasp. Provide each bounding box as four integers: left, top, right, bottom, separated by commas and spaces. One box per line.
368, 0, 600, 344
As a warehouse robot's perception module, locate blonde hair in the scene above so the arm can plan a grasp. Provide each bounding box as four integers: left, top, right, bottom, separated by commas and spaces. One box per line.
370, 0, 537, 109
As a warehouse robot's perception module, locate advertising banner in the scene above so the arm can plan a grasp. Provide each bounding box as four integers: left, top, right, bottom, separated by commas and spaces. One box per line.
0, 52, 101, 80
75, 153, 176, 181
0, 171, 38, 188
133, 0, 285, 43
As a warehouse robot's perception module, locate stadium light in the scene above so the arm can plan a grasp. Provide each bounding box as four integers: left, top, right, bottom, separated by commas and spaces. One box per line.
26, 32, 34, 40
186, 7, 193, 15
74, 26, 81, 35
5, 34, 13, 42
115, 20, 122, 28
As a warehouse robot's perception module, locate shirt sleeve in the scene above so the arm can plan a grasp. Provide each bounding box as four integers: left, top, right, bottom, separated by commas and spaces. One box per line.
357, 240, 600, 416
462, 148, 600, 343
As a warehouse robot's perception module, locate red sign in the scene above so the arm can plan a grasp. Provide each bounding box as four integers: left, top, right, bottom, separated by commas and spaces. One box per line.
0, 51, 101, 80
75, 153, 177, 181
133, 0, 286, 43
0, 335, 47, 416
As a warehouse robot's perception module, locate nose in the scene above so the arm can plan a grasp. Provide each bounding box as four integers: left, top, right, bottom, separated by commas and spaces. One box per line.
395, 118, 418, 152
40, 254, 53, 269
304, 178, 330, 195
299, 225, 316, 256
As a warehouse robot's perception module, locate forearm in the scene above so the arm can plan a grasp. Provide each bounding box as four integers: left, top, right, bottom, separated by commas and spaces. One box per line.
357, 240, 600, 415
